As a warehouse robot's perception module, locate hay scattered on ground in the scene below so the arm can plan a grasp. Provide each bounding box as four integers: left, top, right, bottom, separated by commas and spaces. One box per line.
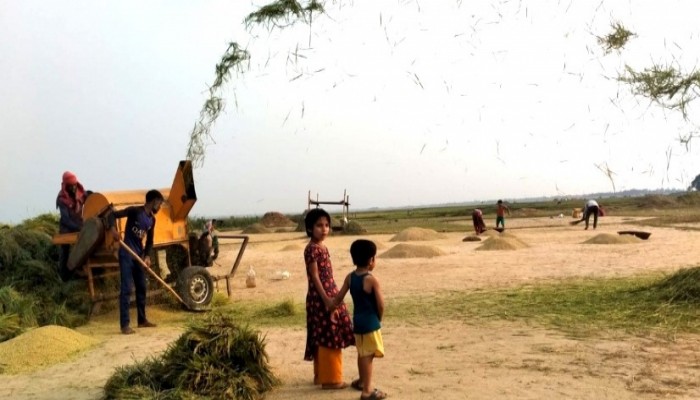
260, 212, 295, 228
0, 325, 98, 374
650, 267, 700, 303
242, 223, 273, 234
280, 243, 303, 251
379, 243, 445, 259
583, 233, 641, 245
462, 235, 482, 242
390, 227, 445, 242
475, 234, 529, 251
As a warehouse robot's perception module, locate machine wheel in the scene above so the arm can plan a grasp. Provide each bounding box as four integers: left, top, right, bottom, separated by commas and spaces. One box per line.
176, 266, 214, 311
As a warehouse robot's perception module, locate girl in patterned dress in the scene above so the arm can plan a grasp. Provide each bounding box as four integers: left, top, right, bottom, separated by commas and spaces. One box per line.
303, 208, 355, 389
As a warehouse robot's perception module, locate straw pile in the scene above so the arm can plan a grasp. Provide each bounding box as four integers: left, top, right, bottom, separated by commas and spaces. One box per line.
583, 233, 640, 245
649, 267, 700, 303
0, 214, 90, 343
476, 234, 528, 251
242, 223, 273, 234
379, 243, 445, 259
389, 227, 445, 242
462, 235, 482, 242
103, 312, 279, 399
0, 325, 97, 374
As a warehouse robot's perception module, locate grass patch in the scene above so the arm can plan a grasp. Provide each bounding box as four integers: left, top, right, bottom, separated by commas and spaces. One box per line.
211, 299, 305, 327
192, 268, 700, 338
387, 270, 700, 337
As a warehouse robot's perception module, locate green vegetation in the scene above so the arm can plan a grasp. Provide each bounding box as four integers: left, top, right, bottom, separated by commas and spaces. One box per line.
387, 269, 700, 338
204, 269, 700, 338
0, 214, 90, 342
597, 22, 635, 54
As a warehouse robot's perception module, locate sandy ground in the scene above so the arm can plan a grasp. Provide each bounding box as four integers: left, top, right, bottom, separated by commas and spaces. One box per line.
2, 216, 700, 399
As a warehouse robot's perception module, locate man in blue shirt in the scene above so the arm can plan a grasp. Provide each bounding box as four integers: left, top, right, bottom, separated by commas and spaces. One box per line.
108, 189, 164, 334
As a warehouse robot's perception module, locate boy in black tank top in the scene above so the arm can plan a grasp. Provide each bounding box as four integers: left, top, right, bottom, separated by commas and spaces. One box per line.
333, 239, 388, 400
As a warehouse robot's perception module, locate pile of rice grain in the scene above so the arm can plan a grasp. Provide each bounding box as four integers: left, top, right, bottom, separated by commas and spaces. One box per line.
260, 212, 296, 228
476, 235, 528, 251
583, 233, 641, 244
389, 227, 445, 242
379, 243, 445, 259
0, 325, 98, 374
462, 235, 482, 242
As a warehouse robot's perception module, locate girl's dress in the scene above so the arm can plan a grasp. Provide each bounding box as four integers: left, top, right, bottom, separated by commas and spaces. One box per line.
304, 241, 354, 384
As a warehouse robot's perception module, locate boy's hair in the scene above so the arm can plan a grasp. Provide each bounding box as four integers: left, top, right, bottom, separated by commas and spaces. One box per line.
304, 208, 331, 238
350, 239, 377, 267
146, 189, 164, 204
497, 199, 503, 204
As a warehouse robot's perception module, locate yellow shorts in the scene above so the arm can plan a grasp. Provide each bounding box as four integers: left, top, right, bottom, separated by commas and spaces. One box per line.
354, 330, 384, 358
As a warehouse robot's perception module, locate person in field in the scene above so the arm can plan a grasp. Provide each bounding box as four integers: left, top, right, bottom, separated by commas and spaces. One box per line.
472, 208, 487, 235
334, 239, 388, 400
56, 171, 87, 281
495, 199, 510, 230
108, 189, 164, 335
303, 208, 355, 390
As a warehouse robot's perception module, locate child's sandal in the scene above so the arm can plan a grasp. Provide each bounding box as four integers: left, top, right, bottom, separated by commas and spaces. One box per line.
360, 389, 388, 400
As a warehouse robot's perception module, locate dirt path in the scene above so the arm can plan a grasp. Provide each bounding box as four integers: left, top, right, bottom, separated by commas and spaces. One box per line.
2, 216, 700, 399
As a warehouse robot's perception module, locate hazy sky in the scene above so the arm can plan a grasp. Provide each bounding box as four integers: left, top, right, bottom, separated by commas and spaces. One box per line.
2, 0, 700, 224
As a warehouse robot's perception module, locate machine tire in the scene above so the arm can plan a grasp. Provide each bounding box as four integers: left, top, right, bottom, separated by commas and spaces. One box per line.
177, 266, 214, 311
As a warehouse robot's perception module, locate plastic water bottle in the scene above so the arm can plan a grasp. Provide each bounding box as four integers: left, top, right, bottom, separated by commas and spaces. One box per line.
246, 265, 257, 288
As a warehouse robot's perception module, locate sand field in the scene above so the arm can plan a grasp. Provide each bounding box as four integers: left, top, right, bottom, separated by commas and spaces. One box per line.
2, 216, 700, 399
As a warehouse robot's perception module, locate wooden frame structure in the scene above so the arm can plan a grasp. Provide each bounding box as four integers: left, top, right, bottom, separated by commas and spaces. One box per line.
308, 189, 350, 221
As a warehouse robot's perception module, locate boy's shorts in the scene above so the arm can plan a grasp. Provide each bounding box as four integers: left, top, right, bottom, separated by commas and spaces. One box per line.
355, 329, 384, 358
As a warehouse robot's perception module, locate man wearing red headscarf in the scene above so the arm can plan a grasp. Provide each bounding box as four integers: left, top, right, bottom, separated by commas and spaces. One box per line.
56, 171, 87, 280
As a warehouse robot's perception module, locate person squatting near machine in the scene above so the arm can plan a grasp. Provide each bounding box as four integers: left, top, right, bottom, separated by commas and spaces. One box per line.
56, 171, 87, 281
107, 189, 164, 335
198, 219, 219, 267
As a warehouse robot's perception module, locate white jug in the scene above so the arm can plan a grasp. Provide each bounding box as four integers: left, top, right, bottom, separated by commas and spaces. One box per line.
246, 265, 257, 288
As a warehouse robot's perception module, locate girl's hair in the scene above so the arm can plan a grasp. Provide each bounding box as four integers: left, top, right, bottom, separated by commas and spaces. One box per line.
304, 208, 331, 238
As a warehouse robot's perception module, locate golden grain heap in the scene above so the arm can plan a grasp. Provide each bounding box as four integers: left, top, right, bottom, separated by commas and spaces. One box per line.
390, 227, 445, 242
260, 211, 295, 228
379, 243, 445, 259
583, 233, 640, 245
0, 325, 98, 374
475, 233, 529, 251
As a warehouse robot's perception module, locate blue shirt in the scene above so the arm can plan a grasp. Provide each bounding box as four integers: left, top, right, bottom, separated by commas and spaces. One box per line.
112, 206, 155, 257
350, 272, 381, 334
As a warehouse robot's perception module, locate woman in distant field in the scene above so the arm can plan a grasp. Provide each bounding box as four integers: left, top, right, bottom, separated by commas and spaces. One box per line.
303, 208, 355, 390
472, 209, 487, 235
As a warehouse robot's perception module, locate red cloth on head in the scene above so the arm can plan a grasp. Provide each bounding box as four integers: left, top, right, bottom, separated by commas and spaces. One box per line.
57, 174, 86, 213
62, 171, 78, 185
